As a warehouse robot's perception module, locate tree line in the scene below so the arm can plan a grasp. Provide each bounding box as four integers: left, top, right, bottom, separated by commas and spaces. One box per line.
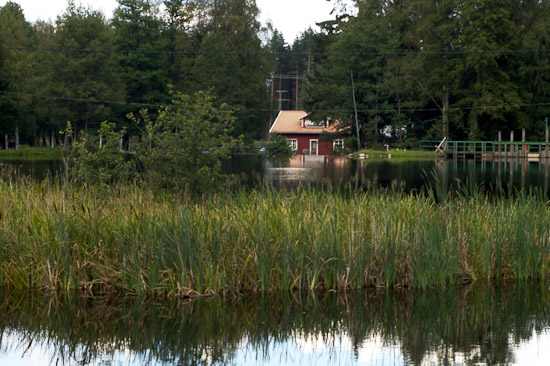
0, 0, 274, 148
304, 0, 550, 148
2, 0, 550, 150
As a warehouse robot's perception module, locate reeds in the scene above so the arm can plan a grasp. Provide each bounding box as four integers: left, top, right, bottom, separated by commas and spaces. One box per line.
0, 178, 549, 295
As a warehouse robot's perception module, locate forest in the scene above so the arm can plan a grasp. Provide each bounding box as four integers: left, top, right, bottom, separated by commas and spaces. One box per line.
1, 0, 550, 149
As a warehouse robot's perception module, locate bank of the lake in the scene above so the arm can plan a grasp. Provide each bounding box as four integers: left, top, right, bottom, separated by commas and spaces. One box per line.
351, 149, 437, 160
0, 179, 549, 296
0, 147, 62, 160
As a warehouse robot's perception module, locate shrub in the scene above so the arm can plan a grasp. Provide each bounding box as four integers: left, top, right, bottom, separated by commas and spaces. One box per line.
266, 134, 294, 160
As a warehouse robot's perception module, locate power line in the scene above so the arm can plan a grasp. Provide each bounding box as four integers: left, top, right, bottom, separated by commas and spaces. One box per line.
0, 90, 154, 107
2, 45, 550, 57
3, 90, 550, 114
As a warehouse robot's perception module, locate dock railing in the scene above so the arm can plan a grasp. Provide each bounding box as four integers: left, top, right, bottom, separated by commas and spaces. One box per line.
419, 140, 550, 158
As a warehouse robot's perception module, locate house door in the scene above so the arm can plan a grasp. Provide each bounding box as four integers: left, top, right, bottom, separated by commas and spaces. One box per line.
310, 139, 318, 155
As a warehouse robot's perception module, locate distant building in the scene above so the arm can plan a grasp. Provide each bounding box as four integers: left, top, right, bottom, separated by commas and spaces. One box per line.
268, 111, 347, 155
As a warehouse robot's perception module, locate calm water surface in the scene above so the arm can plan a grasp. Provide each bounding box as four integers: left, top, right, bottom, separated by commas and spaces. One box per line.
0, 284, 549, 365
3, 155, 550, 194
231, 155, 550, 194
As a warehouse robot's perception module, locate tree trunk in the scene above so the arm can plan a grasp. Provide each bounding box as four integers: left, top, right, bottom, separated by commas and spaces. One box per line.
63, 130, 69, 151
397, 88, 402, 141
469, 99, 479, 139
15, 127, 19, 150
4, 133, 8, 150
84, 106, 89, 134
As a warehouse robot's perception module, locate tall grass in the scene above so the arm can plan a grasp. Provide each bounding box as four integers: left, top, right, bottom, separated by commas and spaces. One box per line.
0, 178, 549, 295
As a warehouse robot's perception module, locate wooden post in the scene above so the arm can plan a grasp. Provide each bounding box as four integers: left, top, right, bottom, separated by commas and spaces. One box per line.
544, 122, 550, 159
509, 131, 515, 157
15, 127, 19, 150
498, 131, 502, 156
521, 128, 527, 157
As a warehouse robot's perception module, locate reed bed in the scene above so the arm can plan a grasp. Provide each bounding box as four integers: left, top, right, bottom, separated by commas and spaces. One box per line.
0, 178, 549, 296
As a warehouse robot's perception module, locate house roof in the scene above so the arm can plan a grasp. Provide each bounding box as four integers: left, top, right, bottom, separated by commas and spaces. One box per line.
269, 110, 343, 135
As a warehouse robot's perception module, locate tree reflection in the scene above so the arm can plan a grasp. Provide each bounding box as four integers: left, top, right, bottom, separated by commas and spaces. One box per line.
0, 283, 548, 365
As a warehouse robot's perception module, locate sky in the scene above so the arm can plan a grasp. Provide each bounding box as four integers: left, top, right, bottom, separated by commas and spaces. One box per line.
0, 0, 342, 42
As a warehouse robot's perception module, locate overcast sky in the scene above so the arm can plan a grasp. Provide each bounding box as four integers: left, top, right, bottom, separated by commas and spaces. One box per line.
0, 0, 343, 42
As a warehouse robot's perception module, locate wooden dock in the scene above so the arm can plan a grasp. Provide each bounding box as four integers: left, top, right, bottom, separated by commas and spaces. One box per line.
420, 139, 550, 160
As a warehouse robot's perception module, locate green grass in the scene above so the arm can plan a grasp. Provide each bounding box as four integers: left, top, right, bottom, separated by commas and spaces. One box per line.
352, 149, 436, 160
0, 178, 549, 296
0, 147, 62, 160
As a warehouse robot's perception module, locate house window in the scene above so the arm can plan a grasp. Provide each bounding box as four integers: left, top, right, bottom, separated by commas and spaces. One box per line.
288, 138, 298, 151
333, 139, 344, 150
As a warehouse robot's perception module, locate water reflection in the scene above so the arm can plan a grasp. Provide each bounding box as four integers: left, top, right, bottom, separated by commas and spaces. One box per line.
0, 159, 62, 180
4, 155, 550, 195
261, 156, 550, 195
0, 284, 549, 365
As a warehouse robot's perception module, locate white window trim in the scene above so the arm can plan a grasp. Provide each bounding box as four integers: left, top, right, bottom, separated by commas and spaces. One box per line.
288, 138, 298, 151
333, 139, 344, 150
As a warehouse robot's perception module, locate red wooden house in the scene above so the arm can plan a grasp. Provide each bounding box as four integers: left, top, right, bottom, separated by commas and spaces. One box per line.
268, 111, 346, 155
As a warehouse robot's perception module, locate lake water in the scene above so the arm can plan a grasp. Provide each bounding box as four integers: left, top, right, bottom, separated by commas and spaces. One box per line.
0, 284, 549, 366
3, 155, 550, 194
229, 155, 550, 195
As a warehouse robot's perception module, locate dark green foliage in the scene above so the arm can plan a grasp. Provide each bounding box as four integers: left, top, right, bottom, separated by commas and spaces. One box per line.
69, 121, 137, 185
0, 2, 35, 145
304, 0, 550, 145
45, 4, 125, 135
62, 89, 239, 193
265, 133, 294, 160
179, 0, 272, 139
112, 0, 170, 108
130, 89, 240, 193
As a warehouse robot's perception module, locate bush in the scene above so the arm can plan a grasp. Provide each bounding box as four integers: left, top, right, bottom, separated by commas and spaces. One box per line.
129, 89, 240, 193
64, 89, 240, 194
68, 121, 137, 185
266, 134, 294, 160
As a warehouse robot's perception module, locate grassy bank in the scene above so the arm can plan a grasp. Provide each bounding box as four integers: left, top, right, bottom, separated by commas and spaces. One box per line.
0, 147, 62, 160
351, 149, 436, 160
0, 179, 549, 296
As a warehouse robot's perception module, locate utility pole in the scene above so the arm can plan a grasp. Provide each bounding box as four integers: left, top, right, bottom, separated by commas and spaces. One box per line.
269, 72, 274, 127
276, 68, 287, 111
277, 90, 287, 111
